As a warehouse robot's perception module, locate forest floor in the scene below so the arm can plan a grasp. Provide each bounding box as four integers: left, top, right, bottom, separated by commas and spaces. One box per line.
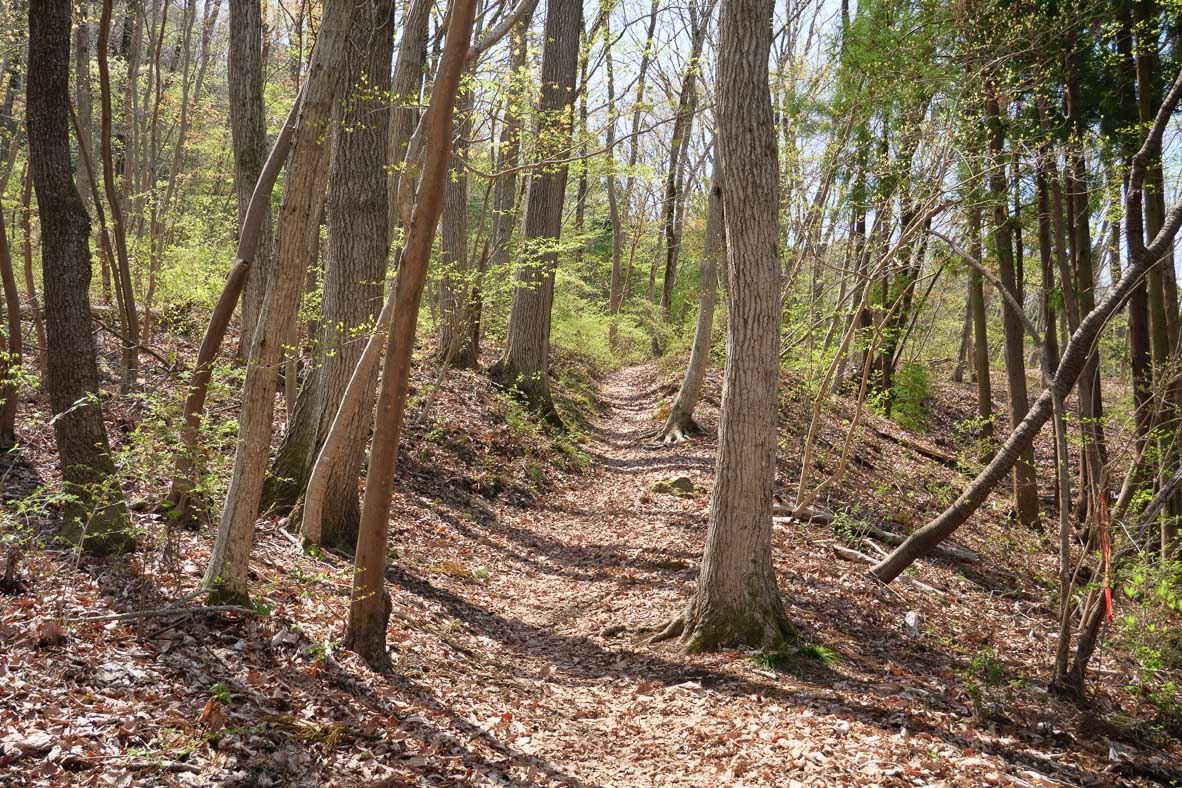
2, 358, 1182, 786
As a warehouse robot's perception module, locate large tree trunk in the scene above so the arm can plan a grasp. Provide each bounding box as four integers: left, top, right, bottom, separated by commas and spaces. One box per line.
658, 166, 723, 444
264, 0, 396, 548
28, 0, 132, 555
489, 0, 582, 421
230, 0, 273, 359
346, 0, 477, 671
652, 0, 794, 653
870, 71, 1182, 585
204, 0, 358, 605
294, 0, 538, 548
265, 0, 429, 524
985, 92, 1039, 528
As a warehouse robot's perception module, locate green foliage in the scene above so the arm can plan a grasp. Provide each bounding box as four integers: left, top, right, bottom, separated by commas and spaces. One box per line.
751, 643, 841, 675
963, 646, 1008, 722
156, 198, 237, 309
209, 682, 233, 705
1116, 560, 1182, 727
890, 362, 933, 431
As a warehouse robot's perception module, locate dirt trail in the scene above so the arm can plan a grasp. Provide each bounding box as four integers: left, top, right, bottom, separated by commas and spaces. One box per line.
390, 364, 1077, 786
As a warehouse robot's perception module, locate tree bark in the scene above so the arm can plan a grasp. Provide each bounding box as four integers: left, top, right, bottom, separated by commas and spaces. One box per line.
437, 74, 478, 368
489, 0, 583, 421
951, 277, 972, 384
386, 0, 432, 229
19, 169, 46, 373
204, 0, 358, 605
653, 0, 794, 653
230, 0, 273, 359
487, 21, 529, 286
603, 7, 623, 316
346, 0, 476, 670
165, 92, 304, 527
658, 2, 709, 317
28, 0, 132, 554
1134, 0, 1182, 558
1064, 50, 1109, 522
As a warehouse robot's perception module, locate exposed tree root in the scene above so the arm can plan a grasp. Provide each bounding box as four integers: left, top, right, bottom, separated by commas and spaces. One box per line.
649, 596, 796, 654
649, 614, 686, 644
656, 414, 702, 445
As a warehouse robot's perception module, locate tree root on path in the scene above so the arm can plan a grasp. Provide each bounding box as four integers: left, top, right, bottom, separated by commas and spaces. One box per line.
648, 614, 686, 644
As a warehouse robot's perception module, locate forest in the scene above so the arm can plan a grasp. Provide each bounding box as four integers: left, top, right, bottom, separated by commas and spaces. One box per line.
3, 0, 1182, 783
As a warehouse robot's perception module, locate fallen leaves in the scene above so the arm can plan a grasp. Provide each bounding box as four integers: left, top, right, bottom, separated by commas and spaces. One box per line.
2, 362, 1179, 786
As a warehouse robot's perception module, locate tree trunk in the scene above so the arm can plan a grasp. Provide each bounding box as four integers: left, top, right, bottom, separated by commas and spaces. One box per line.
73, 1, 104, 303
985, 92, 1039, 528
204, 0, 358, 605
603, 7, 623, 316
346, 0, 476, 670
19, 169, 46, 373
653, 0, 794, 653
489, 0, 582, 421
386, 0, 432, 229
298, 0, 526, 548
968, 207, 994, 461
1134, 0, 1181, 558
658, 3, 709, 317
97, 0, 140, 392
165, 92, 303, 527
488, 22, 529, 278
658, 166, 723, 444
1065, 53, 1109, 523
265, 0, 397, 547
951, 277, 972, 384
437, 75, 479, 368
230, 0, 273, 359
28, 0, 132, 554
0, 200, 20, 448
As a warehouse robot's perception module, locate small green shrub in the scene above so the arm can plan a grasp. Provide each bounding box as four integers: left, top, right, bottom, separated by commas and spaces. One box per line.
890, 362, 933, 431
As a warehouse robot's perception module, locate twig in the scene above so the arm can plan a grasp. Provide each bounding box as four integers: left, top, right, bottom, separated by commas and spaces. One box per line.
91, 316, 176, 370
72, 604, 257, 623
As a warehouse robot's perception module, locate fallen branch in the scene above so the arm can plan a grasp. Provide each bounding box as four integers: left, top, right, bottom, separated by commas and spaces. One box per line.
863, 523, 980, 564
832, 543, 944, 596
867, 424, 957, 467
772, 497, 834, 524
